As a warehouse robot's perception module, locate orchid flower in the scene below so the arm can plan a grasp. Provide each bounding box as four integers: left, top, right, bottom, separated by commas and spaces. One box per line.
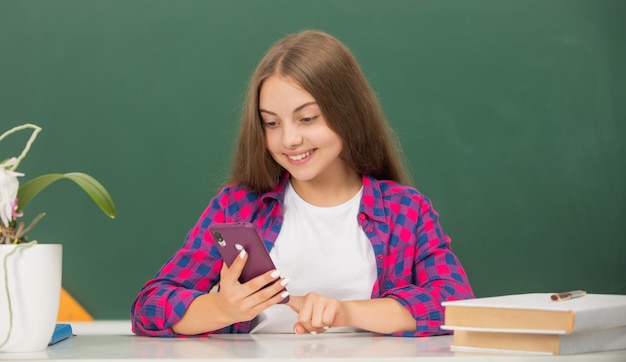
0, 158, 24, 228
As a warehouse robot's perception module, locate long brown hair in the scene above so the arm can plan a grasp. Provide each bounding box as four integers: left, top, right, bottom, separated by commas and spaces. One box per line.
227, 30, 412, 193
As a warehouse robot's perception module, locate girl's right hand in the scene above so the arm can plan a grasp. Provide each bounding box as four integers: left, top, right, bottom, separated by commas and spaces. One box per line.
216, 248, 290, 324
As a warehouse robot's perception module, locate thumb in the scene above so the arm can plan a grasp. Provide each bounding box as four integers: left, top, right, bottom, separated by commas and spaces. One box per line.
293, 321, 307, 335
286, 295, 303, 313
220, 248, 247, 284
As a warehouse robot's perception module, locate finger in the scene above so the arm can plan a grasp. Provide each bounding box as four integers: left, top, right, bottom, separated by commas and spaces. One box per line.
293, 322, 307, 335
248, 275, 289, 306
311, 303, 326, 328
295, 299, 319, 333
294, 323, 326, 335
277, 277, 290, 301
286, 295, 303, 313
311, 326, 328, 335
234, 270, 288, 312
321, 303, 337, 328
263, 285, 291, 308
293, 321, 325, 335
221, 248, 248, 283
297, 298, 313, 328
242, 284, 290, 319
310, 304, 333, 331
241, 269, 283, 295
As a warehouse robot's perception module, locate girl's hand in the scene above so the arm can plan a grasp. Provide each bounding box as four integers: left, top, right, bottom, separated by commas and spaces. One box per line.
217, 248, 290, 324
287, 293, 348, 334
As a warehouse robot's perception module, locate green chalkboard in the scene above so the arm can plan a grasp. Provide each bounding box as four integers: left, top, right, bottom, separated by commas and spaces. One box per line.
1, 0, 624, 319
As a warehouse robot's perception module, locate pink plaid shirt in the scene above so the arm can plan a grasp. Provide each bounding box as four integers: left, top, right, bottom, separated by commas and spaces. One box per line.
131, 174, 473, 337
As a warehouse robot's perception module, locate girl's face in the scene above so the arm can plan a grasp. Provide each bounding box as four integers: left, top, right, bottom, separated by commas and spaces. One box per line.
259, 76, 346, 186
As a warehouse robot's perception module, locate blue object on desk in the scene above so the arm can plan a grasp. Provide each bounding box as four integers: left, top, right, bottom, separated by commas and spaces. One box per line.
49, 323, 73, 346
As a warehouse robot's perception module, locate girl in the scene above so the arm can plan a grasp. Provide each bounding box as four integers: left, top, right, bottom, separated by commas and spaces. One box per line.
131, 30, 473, 337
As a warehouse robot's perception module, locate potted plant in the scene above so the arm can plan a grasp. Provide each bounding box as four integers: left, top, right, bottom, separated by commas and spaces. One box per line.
0, 123, 116, 353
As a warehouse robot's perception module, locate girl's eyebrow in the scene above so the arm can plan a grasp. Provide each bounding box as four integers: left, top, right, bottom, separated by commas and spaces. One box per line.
259, 101, 318, 116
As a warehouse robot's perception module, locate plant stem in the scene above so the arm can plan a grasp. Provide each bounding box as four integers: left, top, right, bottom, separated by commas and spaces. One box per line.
0, 123, 41, 171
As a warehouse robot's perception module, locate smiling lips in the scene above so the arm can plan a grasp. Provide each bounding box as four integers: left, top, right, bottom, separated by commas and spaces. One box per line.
287, 149, 314, 161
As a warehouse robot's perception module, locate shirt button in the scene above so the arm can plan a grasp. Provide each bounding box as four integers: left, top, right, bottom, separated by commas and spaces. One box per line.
367, 228, 373, 233
359, 213, 366, 221
377, 254, 384, 260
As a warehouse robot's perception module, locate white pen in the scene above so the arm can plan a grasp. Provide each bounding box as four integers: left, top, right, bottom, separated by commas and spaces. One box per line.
550, 290, 586, 301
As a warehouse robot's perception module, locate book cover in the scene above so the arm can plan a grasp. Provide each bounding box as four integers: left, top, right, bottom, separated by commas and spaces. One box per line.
451, 325, 626, 355
48, 323, 73, 346
441, 293, 626, 334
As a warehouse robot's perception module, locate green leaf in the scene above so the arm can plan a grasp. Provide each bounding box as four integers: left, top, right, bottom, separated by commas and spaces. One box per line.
16, 173, 116, 219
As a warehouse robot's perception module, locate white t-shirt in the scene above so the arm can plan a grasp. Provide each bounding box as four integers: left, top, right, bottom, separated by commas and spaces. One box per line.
250, 182, 377, 333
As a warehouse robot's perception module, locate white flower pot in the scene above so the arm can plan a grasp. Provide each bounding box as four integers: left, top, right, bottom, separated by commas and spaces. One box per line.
0, 244, 62, 353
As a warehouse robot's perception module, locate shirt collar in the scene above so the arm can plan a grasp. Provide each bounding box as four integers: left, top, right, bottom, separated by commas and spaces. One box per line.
261, 172, 290, 205
262, 173, 387, 223
360, 174, 387, 223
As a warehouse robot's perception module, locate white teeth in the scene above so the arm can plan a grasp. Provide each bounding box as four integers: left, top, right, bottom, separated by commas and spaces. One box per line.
288, 150, 312, 161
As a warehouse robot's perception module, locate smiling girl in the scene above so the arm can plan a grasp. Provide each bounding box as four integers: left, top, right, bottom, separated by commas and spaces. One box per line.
131, 30, 473, 337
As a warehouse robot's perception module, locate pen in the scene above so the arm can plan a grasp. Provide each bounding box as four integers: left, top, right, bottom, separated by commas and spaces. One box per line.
550, 290, 586, 301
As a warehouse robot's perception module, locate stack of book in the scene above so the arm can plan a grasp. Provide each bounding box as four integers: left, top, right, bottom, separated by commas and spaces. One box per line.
441, 292, 626, 355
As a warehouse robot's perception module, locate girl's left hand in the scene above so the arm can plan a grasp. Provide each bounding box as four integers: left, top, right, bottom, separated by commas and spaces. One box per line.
286, 293, 348, 334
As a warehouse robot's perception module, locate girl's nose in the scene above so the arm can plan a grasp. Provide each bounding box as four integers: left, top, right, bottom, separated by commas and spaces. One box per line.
282, 123, 303, 148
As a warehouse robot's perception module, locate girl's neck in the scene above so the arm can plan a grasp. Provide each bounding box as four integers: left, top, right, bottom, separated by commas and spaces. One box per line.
290, 170, 362, 207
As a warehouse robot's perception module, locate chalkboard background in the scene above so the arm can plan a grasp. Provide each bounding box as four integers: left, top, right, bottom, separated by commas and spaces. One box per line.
1, 0, 624, 319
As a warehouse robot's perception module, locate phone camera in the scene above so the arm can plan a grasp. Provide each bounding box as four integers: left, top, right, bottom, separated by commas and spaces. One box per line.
212, 231, 226, 247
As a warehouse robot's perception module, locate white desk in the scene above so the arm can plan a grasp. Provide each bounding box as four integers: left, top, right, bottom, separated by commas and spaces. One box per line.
1, 321, 625, 361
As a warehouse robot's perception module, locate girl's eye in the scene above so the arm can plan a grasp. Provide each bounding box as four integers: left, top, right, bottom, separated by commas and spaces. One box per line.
301, 116, 318, 123
262, 120, 278, 128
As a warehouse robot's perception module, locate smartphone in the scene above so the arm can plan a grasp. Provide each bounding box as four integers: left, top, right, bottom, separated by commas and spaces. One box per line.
208, 222, 289, 303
